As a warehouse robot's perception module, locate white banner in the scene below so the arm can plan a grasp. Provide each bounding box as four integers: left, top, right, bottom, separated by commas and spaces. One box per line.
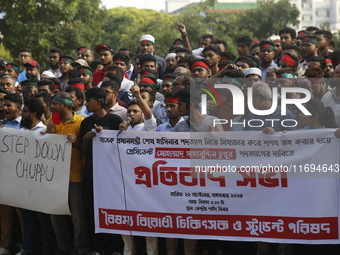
93, 129, 340, 244
0, 127, 71, 215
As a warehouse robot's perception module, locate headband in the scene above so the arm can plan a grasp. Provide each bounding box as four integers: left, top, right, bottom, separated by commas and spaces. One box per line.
140, 40, 154, 45
139, 77, 156, 89
280, 54, 298, 68
70, 83, 85, 90
165, 95, 180, 104
260, 43, 275, 51
191, 61, 209, 70
302, 36, 318, 45
78, 68, 93, 76
6, 64, 19, 73
22, 81, 38, 87
312, 78, 324, 83
163, 77, 175, 83
54, 97, 73, 106
224, 76, 242, 87
325, 59, 332, 64
59, 57, 73, 63
277, 73, 294, 78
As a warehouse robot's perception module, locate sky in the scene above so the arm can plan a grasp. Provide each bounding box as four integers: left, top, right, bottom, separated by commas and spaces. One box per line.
101, 0, 200, 12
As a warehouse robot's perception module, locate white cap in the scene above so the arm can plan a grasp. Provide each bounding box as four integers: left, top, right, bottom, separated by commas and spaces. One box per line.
140, 34, 155, 43
192, 48, 204, 59
245, 67, 262, 78
41, 70, 56, 78
166, 53, 176, 60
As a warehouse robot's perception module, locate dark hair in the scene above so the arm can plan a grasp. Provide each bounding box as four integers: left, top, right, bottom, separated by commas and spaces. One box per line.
100, 80, 120, 92
284, 45, 303, 58
329, 50, 340, 61
314, 30, 333, 41
89, 60, 102, 71
310, 56, 327, 70
20, 48, 32, 54
85, 87, 106, 108
236, 56, 258, 68
0, 89, 10, 95
113, 53, 130, 66
139, 54, 157, 67
236, 35, 252, 47
49, 48, 63, 56
250, 43, 259, 51
34, 91, 52, 105
162, 73, 177, 81
212, 39, 228, 51
24, 98, 44, 119
224, 70, 245, 78
174, 48, 193, 57
68, 78, 85, 85
202, 45, 222, 56
279, 27, 297, 39
4, 93, 22, 106
201, 34, 214, 41
220, 51, 236, 62
306, 26, 319, 32
68, 69, 79, 80
107, 66, 124, 81
304, 67, 324, 78
119, 47, 133, 58
37, 79, 54, 92
104, 72, 122, 88
305, 99, 337, 128
168, 46, 176, 53
275, 68, 295, 76
46, 77, 61, 86
175, 87, 200, 108
127, 99, 141, 108
177, 56, 195, 67
65, 85, 85, 106
218, 60, 235, 67
140, 89, 155, 103
329, 40, 336, 50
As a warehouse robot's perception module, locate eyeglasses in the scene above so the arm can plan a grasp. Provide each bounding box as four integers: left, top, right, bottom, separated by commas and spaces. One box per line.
19, 54, 30, 58
105, 90, 115, 95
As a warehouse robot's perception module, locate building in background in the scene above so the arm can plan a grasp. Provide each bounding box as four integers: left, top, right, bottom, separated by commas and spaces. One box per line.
167, 0, 340, 32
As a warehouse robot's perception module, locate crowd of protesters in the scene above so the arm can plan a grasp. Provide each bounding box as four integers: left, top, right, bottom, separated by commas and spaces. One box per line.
1, 20, 340, 255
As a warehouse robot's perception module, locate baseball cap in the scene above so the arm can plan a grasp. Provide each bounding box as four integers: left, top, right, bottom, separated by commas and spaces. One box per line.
94, 44, 114, 54
24, 60, 40, 69
0, 59, 8, 68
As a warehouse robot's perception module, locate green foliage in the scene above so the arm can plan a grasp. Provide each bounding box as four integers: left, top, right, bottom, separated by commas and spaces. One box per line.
0, 0, 105, 69
235, 0, 300, 40
96, 8, 179, 59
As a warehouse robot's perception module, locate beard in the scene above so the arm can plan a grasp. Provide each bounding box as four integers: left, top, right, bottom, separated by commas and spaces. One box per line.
50, 63, 59, 70
20, 116, 33, 129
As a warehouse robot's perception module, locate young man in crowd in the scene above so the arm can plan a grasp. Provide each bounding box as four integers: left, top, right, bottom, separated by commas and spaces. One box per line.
80, 87, 122, 254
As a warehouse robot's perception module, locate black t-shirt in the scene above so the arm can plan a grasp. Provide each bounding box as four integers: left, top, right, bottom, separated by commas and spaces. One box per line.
81, 112, 122, 178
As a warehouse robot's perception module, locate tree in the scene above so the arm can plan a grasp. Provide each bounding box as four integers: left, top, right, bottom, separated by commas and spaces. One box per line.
0, 0, 106, 69
236, 0, 300, 40
96, 8, 179, 59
